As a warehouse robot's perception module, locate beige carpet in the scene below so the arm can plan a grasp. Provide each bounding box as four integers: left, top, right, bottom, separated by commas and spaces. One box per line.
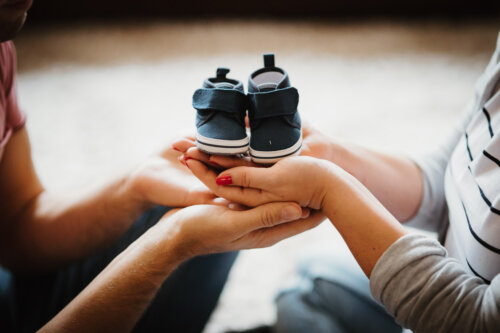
14, 19, 499, 332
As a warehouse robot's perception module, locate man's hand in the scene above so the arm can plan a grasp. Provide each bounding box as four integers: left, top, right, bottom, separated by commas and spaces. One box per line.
40, 201, 324, 333
129, 138, 218, 209
0, 132, 218, 273
154, 201, 325, 261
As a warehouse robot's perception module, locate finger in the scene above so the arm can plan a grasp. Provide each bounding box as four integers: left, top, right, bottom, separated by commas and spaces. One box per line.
301, 207, 311, 219
209, 154, 261, 169
184, 147, 212, 165
186, 159, 276, 206
211, 197, 231, 206
171, 138, 196, 153
215, 165, 276, 190
231, 202, 305, 234
228, 202, 247, 210
242, 211, 326, 249
182, 189, 218, 207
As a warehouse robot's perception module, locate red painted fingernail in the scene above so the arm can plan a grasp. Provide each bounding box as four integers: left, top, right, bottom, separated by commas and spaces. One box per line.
216, 175, 232, 185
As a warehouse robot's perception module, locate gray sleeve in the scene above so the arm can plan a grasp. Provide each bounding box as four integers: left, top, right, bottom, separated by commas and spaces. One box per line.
370, 234, 500, 333
404, 103, 474, 233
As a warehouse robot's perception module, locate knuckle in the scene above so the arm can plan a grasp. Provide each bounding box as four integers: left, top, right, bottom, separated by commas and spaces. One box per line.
261, 208, 278, 227
240, 171, 251, 188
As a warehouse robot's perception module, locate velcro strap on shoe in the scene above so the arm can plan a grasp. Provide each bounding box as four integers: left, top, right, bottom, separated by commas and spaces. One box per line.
248, 87, 299, 119
192, 88, 247, 115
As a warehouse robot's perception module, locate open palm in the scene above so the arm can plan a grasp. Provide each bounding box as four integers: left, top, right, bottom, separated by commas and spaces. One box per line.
131, 139, 217, 208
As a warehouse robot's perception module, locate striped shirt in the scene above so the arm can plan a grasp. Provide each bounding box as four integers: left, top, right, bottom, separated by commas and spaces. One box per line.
369, 32, 500, 333
408, 32, 500, 282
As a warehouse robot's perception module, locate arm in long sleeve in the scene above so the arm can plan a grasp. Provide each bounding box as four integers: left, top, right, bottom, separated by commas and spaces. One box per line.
370, 234, 500, 333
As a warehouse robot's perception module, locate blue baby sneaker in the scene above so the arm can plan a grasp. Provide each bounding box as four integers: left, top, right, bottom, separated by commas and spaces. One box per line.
193, 67, 249, 155
247, 54, 302, 164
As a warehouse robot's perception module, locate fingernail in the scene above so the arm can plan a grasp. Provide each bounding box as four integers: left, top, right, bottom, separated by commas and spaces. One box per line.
216, 175, 232, 185
282, 205, 301, 221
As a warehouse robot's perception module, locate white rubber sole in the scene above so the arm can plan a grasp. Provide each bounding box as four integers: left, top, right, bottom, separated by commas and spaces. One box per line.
249, 134, 302, 164
195, 132, 250, 155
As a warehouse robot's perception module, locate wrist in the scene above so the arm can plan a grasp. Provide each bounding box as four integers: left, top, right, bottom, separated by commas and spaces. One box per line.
148, 211, 197, 266
310, 159, 343, 212
328, 140, 360, 176
138, 220, 186, 274
318, 162, 358, 217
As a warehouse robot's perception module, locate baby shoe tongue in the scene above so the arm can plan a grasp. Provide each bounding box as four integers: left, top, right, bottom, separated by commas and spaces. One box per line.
214, 82, 235, 89
257, 82, 278, 92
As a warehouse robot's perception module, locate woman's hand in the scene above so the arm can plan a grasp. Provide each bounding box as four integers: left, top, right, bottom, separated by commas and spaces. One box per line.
299, 122, 337, 161
154, 201, 325, 261
175, 120, 422, 222
184, 156, 337, 209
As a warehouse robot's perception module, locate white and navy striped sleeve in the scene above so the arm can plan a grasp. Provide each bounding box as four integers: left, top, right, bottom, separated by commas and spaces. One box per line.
370, 234, 500, 333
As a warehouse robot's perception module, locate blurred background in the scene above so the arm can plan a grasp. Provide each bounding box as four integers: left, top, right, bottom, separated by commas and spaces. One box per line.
15, 2, 500, 332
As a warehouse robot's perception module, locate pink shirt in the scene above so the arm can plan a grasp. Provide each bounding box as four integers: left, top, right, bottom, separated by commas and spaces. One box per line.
0, 41, 25, 161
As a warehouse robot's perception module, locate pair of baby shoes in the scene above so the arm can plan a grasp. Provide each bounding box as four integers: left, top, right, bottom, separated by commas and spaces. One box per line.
192, 53, 302, 164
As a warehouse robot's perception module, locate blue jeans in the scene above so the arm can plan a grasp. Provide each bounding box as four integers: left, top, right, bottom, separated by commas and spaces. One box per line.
275, 247, 401, 333
0, 206, 238, 332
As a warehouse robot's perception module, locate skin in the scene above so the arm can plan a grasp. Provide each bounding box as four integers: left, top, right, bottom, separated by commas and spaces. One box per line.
184, 155, 407, 277
0, 2, 325, 331
39, 203, 324, 332
179, 122, 424, 222
0, 128, 220, 272
176, 123, 423, 276
0, 127, 322, 331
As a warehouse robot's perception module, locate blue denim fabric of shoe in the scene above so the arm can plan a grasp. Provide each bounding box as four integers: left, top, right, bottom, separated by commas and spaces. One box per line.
193, 67, 249, 155
247, 54, 302, 164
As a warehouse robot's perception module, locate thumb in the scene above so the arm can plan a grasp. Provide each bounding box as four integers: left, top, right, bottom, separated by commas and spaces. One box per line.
238, 202, 304, 231
216, 165, 274, 189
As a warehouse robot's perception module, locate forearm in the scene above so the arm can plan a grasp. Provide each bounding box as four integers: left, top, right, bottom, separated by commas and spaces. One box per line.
327, 140, 423, 222
322, 165, 407, 276
39, 223, 181, 333
1, 172, 150, 273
